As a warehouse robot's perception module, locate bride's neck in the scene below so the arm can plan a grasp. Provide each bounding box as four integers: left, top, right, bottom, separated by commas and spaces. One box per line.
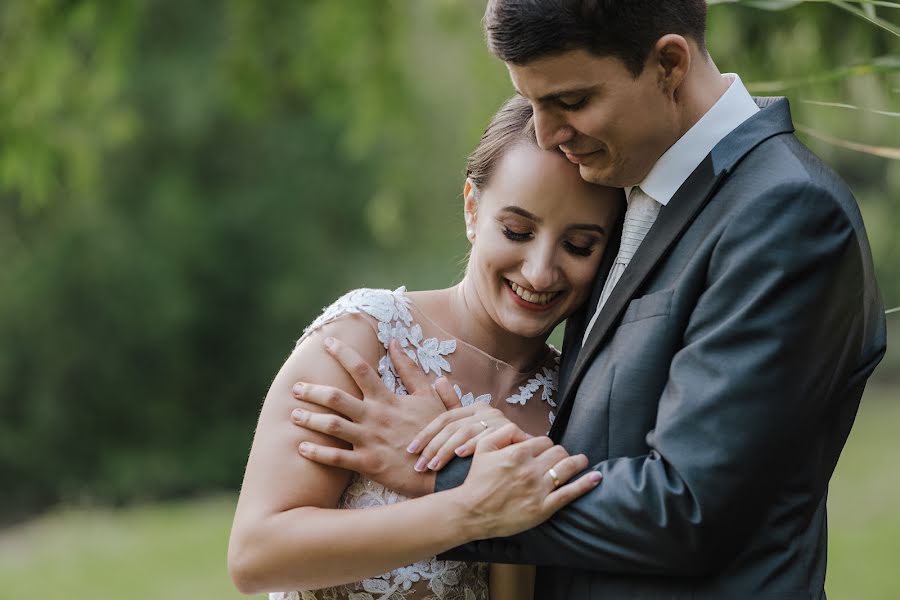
445, 280, 549, 372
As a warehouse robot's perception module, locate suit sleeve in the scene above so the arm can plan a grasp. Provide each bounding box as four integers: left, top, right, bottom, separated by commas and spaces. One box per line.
435, 181, 865, 575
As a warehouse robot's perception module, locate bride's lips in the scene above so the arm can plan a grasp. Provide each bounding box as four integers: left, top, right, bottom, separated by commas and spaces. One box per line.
504, 279, 564, 312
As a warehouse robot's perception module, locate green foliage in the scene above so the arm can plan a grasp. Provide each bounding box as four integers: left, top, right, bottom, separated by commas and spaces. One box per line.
0, 0, 897, 517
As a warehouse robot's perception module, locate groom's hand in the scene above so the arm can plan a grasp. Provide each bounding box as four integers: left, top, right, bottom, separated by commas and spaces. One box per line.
290, 337, 462, 498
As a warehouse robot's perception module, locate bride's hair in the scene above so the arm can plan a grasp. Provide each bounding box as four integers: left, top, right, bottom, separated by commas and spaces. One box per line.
465, 95, 537, 191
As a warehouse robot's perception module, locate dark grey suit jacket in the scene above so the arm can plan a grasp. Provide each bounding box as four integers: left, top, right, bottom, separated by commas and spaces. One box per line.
436, 98, 887, 599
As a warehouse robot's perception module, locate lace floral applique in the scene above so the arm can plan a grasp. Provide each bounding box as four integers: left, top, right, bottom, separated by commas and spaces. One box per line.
453, 384, 491, 407
505, 364, 560, 407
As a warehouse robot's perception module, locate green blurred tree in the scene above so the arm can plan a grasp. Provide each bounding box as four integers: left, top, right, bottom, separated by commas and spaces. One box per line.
0, 0, 896, 518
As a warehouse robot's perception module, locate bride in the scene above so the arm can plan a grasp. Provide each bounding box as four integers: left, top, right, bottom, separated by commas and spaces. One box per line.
228, 96, 623, 600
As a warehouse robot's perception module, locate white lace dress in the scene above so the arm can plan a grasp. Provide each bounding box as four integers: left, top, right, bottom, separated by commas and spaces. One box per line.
272, 287, 560, 600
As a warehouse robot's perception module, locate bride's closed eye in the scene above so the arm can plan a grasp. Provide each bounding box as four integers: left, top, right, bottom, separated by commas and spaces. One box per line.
502, 226, 532, 242
563, 241, 595, 257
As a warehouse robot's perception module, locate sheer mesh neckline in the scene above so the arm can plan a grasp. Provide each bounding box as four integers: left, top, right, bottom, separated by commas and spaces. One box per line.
404, 293, 557, 376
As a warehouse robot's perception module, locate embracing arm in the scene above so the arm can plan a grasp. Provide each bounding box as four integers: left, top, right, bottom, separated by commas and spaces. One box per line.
437, 183, 871, 574
228, 319, 454, 593
228, 319, 596, 594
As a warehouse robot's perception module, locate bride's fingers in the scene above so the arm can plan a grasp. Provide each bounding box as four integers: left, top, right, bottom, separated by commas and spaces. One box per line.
424, 421, 491, 471
422, 412, 510, 471
388, 340, 436, 397
323, 337, 386, 399
297, 441, 362, 472
408, 405, 479, 455
292, 382, 365, 421
451, 429, 491, 459
291, 408, 362, 445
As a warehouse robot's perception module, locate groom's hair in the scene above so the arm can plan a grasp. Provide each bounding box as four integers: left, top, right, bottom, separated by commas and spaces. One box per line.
484, 0, 708, 77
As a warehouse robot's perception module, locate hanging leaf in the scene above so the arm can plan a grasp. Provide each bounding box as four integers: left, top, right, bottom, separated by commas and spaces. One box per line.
747, 55, 900, 92
795, 124, 900, 159
799, 99, 900, 118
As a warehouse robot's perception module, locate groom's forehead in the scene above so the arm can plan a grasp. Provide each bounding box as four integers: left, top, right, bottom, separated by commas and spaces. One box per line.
506, 51, 628, 99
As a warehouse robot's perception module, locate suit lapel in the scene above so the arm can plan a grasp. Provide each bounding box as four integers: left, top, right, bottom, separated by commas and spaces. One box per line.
549, 97, 796, 439
549, 161, 726, 438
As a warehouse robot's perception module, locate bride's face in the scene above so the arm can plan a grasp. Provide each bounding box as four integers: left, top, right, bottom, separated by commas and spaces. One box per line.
465, 142, 623, 340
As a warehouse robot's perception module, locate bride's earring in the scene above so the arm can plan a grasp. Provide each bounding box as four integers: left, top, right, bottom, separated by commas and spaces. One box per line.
466, 228, 475, 240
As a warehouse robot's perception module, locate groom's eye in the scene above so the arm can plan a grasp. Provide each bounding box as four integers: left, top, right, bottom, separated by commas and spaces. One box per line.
558, 96, 588, 112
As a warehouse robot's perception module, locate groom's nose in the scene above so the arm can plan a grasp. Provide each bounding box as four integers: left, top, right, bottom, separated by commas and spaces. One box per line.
533, 109, 576, 151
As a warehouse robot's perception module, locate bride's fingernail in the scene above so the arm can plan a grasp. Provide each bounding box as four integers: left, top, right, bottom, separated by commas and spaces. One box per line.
292, 383, 304, 395
589, 472, 603, 484
299, 442, 311, 456
292, 409, 305, 422
324, 337, 335, 349
414, 457, 427, 472
454, 445, 467, 456
406, 440, 420, 453
427, 457, 440, 470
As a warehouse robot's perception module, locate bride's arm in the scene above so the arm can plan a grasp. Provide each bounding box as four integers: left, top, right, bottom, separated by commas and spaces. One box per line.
228, 318, 459, 594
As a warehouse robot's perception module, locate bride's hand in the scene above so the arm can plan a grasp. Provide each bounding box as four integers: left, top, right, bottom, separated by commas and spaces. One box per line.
408, 403, 515, 472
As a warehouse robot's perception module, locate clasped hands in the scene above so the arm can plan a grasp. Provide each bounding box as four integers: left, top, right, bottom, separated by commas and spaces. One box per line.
289, 336, 601, 538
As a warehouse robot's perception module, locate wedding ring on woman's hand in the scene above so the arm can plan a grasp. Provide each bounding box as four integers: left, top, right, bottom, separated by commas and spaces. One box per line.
547, 467, 561, 488
479, 420, 489, 430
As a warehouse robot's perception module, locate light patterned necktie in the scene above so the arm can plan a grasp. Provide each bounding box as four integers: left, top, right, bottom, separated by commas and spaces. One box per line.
582, 186, 661, 346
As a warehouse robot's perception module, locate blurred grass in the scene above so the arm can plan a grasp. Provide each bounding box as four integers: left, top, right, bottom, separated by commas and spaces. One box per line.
0, 384, 896, 599
0, 495, 261, 599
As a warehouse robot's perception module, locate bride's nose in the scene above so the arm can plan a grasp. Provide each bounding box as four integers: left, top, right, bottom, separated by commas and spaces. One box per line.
520, 244, 560, 291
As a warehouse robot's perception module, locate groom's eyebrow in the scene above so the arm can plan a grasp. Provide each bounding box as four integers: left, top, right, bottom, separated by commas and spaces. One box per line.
534, 85, 600, 104
500, 206, 606, 236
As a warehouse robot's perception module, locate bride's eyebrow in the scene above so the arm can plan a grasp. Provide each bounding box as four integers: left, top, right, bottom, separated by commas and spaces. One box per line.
499, 206, 541, 222
500, 207, 606, 236
568, 224, 607, 236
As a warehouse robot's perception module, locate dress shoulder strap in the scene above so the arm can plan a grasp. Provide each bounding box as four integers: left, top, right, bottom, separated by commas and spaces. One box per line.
296, 286, 412, 348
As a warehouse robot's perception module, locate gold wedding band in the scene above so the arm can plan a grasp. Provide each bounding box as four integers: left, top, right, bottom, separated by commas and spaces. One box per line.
479, 420, 489, 430
547, 467, 561, 488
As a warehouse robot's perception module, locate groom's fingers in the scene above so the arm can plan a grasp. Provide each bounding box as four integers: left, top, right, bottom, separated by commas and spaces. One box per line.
323, 337, 385, 399
297, 441, 362, 472
291, 408, 362, 445
434, 376, 463, 410
543, 457, 601, 515
388, 340, 434, 397
292, 382, 365, 421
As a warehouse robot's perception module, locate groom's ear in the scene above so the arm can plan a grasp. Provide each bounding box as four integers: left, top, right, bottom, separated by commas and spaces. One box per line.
652, 34, 690, 99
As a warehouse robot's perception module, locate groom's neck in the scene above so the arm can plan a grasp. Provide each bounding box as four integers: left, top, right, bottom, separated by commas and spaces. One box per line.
674, 53, 731, 139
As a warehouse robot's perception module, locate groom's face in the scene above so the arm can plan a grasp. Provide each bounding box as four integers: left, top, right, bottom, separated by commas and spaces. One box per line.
508, 48, 681, 188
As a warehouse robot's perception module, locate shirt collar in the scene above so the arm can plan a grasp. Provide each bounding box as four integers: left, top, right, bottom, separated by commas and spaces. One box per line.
625, 74, 760, 206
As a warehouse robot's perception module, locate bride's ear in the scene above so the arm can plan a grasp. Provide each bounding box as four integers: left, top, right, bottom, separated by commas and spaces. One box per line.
463, 178, 478, 242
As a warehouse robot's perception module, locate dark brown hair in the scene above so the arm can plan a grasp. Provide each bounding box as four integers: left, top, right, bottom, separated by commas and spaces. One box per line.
484, 0, 708, 76
465, 95, 537, 190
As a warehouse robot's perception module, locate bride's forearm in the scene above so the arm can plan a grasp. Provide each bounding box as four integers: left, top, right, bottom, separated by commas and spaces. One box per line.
229, 487, 475, 594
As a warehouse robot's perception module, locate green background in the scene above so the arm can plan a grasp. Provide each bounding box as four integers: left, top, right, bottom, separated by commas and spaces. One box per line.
1, 1, 897, 597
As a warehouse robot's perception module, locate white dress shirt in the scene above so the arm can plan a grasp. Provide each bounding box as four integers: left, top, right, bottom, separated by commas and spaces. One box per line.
582, 74, 760, 346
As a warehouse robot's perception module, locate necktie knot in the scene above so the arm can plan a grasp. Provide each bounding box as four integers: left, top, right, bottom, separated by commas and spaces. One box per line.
581, 186, 661, 346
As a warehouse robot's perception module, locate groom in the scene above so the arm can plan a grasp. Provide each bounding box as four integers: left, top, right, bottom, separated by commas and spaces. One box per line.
292, 1, 887, 597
